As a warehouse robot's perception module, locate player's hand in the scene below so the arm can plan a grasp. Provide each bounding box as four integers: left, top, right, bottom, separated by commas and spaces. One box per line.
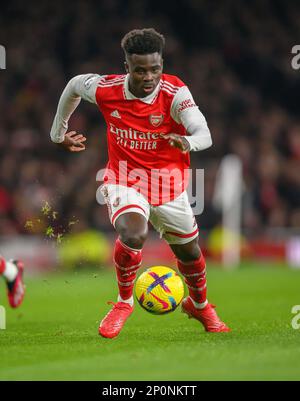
58, 131, 87, 152
164, 133, 190, 153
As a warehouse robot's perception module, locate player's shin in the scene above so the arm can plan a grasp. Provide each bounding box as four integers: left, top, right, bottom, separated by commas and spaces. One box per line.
114, 238, 142, 305
177, 253, 208, 309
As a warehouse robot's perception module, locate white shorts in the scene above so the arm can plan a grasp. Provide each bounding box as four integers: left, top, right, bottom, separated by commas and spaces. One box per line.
100, 184, 199, 245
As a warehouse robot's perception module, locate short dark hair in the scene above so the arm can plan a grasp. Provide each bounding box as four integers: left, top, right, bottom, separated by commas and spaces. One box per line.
121, 28, 165, 56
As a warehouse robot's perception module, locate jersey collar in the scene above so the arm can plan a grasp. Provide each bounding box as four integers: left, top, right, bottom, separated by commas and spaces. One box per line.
124, 74, 160, 104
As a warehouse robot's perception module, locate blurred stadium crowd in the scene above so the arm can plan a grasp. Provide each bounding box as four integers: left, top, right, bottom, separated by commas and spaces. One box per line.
0, 0, 300, 239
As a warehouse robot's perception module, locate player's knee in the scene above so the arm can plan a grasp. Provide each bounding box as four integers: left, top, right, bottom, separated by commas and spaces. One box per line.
116, 213, 148, 249
173, 240, 201, 262
191, 247, 201, 261
120, 227, 148, 249
180, 249, 201, 262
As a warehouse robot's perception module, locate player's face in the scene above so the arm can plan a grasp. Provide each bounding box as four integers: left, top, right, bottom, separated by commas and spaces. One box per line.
125, 52, 163, 98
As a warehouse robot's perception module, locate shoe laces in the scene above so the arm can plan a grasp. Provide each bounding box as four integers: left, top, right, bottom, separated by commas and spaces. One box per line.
107, 301, 132, 311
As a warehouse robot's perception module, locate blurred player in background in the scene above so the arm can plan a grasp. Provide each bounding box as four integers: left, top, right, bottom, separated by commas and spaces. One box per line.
50, 28, 230, 338
0, 256, 25, 308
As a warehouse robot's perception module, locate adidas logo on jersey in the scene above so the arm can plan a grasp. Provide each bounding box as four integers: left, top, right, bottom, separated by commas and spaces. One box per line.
111, 110, 121, 119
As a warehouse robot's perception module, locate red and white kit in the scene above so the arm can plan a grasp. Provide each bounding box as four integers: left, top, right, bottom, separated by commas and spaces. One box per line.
50, 69, 230, 336
50, 73, 212, 244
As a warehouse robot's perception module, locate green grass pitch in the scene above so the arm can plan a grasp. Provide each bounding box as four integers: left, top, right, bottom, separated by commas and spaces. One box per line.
0, 263, 300, 381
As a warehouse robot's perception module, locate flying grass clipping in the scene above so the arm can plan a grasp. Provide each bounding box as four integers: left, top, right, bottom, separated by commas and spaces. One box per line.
24, 201, 79, 244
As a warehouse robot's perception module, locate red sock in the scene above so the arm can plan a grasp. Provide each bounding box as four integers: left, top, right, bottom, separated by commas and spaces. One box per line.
0, 257, 6, 274
177, 253, 207, 305
114, 238, 142, 301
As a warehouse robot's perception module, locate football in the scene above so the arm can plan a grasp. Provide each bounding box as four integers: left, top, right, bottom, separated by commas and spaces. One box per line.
135, 266, 185, 314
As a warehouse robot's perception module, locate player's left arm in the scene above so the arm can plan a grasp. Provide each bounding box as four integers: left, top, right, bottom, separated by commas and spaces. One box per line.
167, 86, 212, 153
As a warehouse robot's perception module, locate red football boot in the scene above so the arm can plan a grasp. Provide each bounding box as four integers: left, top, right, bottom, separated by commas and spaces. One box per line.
182, 297, 230, 333
99, 301, 134, 339
7, 260, 25, 308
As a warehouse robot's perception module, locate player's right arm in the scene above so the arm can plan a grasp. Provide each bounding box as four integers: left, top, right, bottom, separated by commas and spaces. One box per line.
50, 74, 102, 152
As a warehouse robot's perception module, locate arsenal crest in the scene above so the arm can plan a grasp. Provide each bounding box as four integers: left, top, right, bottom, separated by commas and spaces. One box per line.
149, 113, 164, 127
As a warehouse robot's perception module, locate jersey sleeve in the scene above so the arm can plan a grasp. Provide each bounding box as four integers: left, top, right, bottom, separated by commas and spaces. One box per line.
170, 86, 212, 152
170, 86, 199, 124
50, 74, 103, 143
72, 74, 103, 103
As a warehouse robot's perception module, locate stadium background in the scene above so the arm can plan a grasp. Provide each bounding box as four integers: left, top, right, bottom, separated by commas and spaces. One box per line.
0, 0, 300, 381
1, 0, 300, 270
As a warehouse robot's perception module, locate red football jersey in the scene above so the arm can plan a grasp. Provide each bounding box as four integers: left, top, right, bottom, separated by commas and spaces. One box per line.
95, 73, 190, 205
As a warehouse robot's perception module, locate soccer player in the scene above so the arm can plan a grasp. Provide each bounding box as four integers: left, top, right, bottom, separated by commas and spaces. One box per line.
50, 28, 230, 338
0, 256, 25, 308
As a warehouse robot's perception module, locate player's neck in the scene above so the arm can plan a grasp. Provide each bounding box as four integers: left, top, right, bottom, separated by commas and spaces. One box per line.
128, 82, 144, 98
